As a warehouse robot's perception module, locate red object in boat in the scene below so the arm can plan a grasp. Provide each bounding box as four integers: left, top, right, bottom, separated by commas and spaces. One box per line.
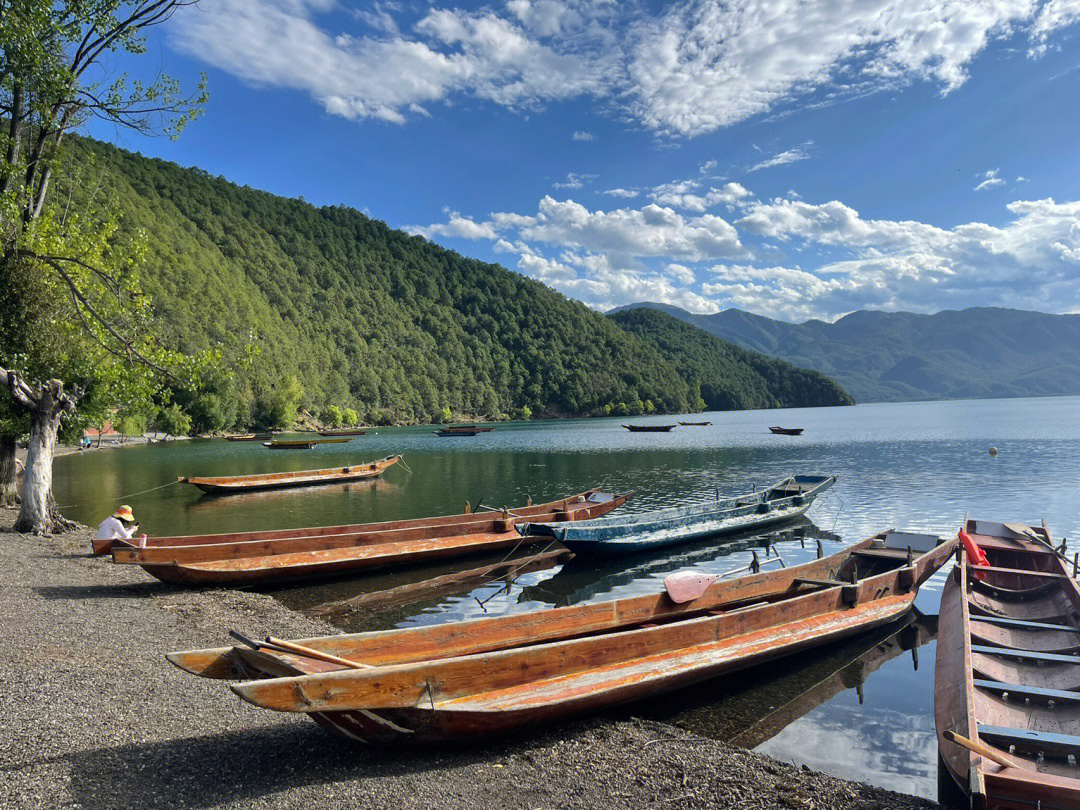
958, 528, 989, 576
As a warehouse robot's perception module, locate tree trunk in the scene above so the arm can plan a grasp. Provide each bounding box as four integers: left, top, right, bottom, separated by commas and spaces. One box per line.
13, 386, 75, 534
0, 433, 19, 507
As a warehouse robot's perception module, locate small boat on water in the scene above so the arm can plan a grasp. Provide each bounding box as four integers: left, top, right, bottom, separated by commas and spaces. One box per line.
435, 429, 480, 437
623, 424, 677, 433
445, 424, 495, 432
225, 433, 275, 442
168, 528, 955, 742
936, 518, 1080, 809
769, 426, 804, 436
678, 421, 712, 426
318, 429, 367, 437
178, 455, 402, 495
522, 475, 836, 554
109, 490, 629, 583
264, 437, 351, 449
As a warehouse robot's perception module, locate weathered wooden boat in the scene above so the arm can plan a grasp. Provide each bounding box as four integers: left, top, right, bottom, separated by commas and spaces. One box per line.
434, 429, 480, 437
178, 455, 402, 495
936, 518, 1080, 809
623, 424, 677, 433
444, 425, 494, 432
522, 475, 836, 554
225, 433, 274, 442
678, 421, 712, 426
318, 429, 367, 437
110, 490, 629, 584
769, 426, 804, 436
264, 437, 351, 449
168, 528, 955, 742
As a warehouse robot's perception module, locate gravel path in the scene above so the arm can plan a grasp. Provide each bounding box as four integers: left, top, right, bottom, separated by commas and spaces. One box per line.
1, 509, 939, 810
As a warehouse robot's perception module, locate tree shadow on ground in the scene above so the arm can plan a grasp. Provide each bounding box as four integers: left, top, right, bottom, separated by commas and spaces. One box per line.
34, 581, 185, 600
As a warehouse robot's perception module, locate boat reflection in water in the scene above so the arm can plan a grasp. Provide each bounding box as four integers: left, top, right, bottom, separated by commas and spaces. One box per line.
626, 609, 938, 799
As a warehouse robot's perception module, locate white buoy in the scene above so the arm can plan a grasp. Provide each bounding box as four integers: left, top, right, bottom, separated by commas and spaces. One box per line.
989, 446, 999, 457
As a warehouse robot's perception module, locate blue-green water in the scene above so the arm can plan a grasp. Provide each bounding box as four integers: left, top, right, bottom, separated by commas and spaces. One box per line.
54, 396, 1080, 799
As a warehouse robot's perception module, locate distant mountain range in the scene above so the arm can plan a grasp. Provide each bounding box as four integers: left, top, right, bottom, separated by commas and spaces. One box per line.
609, 303, 1080, 403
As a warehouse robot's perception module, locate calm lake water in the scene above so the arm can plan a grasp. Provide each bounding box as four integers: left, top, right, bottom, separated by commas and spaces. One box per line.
54, 396, 1080, 800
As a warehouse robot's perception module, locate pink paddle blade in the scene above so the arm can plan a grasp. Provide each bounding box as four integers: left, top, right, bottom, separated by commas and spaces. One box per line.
664, 572, 717, 604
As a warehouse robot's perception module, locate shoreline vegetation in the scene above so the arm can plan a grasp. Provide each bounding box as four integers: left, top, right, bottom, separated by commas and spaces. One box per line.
1, 507, 934, 810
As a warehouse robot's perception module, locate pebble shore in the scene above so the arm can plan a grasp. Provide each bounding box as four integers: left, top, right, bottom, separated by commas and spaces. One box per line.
1, 508, 938, 810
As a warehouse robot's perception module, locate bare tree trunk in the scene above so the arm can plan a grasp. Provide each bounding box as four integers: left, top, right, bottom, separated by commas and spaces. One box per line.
13, 382, 76, 534
0, 434, 19, 507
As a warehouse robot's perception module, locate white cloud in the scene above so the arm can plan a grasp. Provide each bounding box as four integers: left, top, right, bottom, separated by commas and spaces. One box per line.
553, 172, 596, 189
170, 0, 1080, 135
572, 130, 596, 141
602, 188, 640, 198
975, 169, 1006, 191
650, 180, 752, 212
749, 143, 813, 172
407, 211, 499, 240
666, 263, 696, 284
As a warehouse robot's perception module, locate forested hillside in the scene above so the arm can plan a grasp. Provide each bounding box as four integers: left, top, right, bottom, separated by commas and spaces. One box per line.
609, 309, 854, 410
612, 303, 1080, 403
57, 137, 850, 429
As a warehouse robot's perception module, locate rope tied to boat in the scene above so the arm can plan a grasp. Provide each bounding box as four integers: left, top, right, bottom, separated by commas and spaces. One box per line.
56, 478, 181, 510
397, 456, 413, 475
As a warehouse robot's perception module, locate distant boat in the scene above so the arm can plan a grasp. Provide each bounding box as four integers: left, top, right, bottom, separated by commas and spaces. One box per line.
623, 424, 677, 433
224, 433, 274, 442
442, 424, 495, 433
317, 429, 367, 437
435, 428, 481, 437
522, 474, 837, 554
769, 426, 804, 436
678, 421, 712, 426
179, 455, 402, 494
263, 437, 350, 449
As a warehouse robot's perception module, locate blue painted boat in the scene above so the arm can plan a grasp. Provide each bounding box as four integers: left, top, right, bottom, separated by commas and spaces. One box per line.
520, 474, 837, 554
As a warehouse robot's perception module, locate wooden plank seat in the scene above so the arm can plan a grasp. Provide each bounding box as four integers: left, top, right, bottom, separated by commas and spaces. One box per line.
973, 565, 1067, 580
971, 619, 1080, 655
975, 680, 1080, 705
978, 725, 1080, 759
972, 645, 1080, 665
852, 548, 912, 561
973, 651, 1080, 692
976, 616, 1080, 633
972, 576, 1060, 601
968, 589, 1078, 624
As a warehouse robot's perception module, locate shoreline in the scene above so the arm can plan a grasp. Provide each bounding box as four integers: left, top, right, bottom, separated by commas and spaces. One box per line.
1, 508, 937, 809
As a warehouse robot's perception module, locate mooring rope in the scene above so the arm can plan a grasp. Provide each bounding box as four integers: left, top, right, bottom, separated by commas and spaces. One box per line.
56, 478, 180, 510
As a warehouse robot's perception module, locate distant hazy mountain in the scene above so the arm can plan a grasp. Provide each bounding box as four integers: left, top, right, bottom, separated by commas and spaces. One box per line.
608, 303, 1080, 403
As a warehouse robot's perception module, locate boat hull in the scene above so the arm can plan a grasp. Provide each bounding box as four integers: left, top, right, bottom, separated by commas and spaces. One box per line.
181, 456, 400, 494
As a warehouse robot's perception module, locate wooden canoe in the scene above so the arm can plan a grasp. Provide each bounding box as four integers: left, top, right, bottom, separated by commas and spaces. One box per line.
523, 475, 836, 554
264, 437, 351, 449
167, 528, 956, 741
110, 492, 629, 584
623, 424, 676, 433
103, 488, 608, 554
443, 425, 494, 432
318, 429, 368, 437
678, 421, 712, 426
769, 427, 804, 436
434, 429, 480, 437
178, 455, 401, 495
936, 518, 1080, 809
225, 433, 275, 442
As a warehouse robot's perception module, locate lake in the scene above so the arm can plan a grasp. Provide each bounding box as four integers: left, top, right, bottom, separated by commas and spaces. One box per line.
54, 396, 1080, 800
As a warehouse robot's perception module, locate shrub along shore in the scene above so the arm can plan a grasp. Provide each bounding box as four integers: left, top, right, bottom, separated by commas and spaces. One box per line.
1, 509, 934, 810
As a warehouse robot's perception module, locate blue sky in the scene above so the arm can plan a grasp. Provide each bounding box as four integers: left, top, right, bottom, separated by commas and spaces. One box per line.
87, 0, 1080, 321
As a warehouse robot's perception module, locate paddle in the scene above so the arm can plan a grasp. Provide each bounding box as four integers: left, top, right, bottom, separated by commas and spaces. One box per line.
229, 630, 370, 670
943, 729, 1018, 770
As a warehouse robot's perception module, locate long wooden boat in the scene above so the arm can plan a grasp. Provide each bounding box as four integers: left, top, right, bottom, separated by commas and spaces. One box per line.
318, 429, 367, 437
178, 455, 402, 495
936, 518, 1080, 809
224, 433, 275, 442
168, 528, 955, 742
522, 475, 836, 554
769, 426, 804, 436
623, 424, 677, 432
109, 491, 629, 583
264, 440, 317, 449
678, 421, 712, 426
444, 425, 495, 432
434, 429, 480, 437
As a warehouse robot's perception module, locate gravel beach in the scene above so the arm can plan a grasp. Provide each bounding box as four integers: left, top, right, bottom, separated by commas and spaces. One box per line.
1, 508, 938, 810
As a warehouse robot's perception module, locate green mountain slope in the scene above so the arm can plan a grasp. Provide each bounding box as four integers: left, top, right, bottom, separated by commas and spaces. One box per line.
612, 303, 1080, 403
57, 137, 851, 428
608, 309, 854, 410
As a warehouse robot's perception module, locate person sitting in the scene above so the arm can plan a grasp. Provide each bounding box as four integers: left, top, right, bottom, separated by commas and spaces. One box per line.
94, 505, 140, 547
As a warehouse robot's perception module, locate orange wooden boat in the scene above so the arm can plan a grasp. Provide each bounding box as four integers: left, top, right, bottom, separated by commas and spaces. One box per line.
317, 429, 367, 437
108, 491, 628, 583
224, 433, 274, 442
937, 518, 1080, 809
178, 455, 401, 495
167, 528, 956, 741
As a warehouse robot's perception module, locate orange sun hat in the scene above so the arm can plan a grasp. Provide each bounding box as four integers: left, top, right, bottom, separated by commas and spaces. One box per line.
113, 505, 135, 521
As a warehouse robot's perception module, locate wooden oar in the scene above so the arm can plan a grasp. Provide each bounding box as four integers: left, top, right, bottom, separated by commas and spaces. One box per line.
229, 630, 371, 670
943, 729, 1018, 769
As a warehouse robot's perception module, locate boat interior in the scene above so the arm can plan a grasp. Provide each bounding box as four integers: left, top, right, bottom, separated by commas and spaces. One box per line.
963, 519, 1080, 778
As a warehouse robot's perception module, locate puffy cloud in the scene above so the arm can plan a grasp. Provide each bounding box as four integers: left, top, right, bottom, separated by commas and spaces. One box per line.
650, 180, 752, 212
170, 0, 1080, 135
553, 172, 597, 189
407, 212, 499, 239
602, 188, 640, 198
572, 130, 596, 141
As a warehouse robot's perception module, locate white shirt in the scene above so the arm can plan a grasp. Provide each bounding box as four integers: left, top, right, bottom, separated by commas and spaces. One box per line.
94, 516, 135, 540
